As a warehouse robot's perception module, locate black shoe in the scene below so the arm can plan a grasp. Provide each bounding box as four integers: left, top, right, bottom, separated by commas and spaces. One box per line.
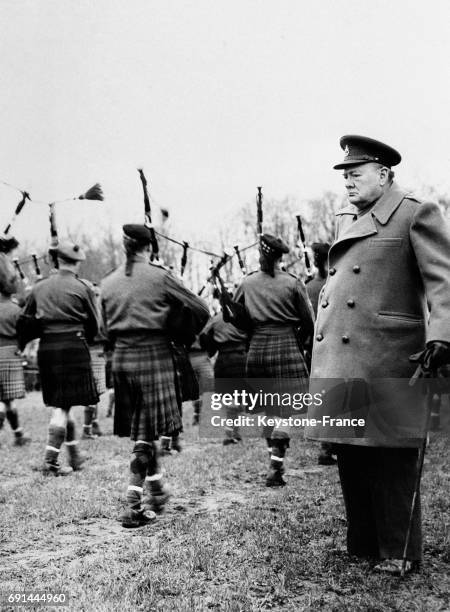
121, 508, 156, 528
266, 468, 286, 487
14, 435, 31, 446
41, 463, 73, 477
223, 438, 238, 446
318, 453, 337, 466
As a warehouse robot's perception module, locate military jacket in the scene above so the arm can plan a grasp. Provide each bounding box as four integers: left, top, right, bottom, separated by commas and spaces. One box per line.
234, 269, 314, 338
28, 269, 98, 339
100, 254, 209, 342
0, 295, 21, 345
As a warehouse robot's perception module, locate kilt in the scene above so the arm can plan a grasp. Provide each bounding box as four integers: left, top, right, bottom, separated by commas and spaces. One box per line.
90, 348, 106, 396
113, 336, 182, 441
38, 333, 99, 409
246, 325, 309, 416
0, 345, 26, 401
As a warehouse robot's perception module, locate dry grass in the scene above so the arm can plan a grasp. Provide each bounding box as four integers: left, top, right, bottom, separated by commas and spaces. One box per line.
0, 392, 449, 611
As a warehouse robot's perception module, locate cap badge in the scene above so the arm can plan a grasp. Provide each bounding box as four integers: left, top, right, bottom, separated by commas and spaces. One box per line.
344, 145, 350, 157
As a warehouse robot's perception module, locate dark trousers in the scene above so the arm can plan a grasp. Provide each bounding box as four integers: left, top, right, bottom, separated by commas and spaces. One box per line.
336, 445, 422, 562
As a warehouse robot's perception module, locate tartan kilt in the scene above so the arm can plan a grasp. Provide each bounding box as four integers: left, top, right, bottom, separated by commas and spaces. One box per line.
90, 348, 106, 396
246, 326, 309, 416
38, 333, 99, 409
0, 345, 26, 401
113, 336, 182, 441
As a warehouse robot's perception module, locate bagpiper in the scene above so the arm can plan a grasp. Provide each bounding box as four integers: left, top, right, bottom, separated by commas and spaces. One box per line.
200, 286, 248, 445
100, 224, 209, 528
26, 241, 99, 476
0, 235, 30, 446
233, 234, 314, 486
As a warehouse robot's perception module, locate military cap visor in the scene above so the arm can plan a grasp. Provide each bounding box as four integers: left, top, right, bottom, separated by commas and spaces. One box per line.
260, 234, 289, 256
56, 241, 86, 262
333, 135, 401, 170
122, 224, 152, 244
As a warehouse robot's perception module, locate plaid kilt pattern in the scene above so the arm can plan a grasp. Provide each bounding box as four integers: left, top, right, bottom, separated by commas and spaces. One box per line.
189, 351, 214, 394
0, 345, 25, 401
90, 348, 106, 396
113, 336, 182, 441
38, 333, 99, 409
246, 326, 309, 416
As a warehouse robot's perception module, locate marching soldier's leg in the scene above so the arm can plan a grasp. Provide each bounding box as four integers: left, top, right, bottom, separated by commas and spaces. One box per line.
122, 440, 157, 528
106, 389, 115, 418
143, 441, 170, 514
160, 435, 172, 454
5, 400, 30, 446
266, 427, 290, 487
65, 412, 86, 470
83, 405, 96, 439
91, 404, 103, 436
43, 408, 73, 476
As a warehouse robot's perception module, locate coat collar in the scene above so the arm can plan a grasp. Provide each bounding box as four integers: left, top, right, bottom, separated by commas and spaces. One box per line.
335, 182, 407, 225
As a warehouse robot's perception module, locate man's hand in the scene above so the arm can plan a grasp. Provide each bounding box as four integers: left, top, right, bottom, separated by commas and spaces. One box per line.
410, 341, 450, 372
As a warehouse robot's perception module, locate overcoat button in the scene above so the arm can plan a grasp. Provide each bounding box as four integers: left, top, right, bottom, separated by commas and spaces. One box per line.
347, 299, 355, 307
352, 265, 360, 273
342, 335, 350, 343
329, 268, 336, 276
321, 300, 329, 308
316, 334, 324, 342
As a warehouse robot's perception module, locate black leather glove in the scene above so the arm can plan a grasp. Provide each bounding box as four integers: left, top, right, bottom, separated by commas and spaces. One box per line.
410, 341, 450, 372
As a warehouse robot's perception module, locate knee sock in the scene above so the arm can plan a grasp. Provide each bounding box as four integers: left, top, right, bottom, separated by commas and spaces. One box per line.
65, 417, 80, 462
270, 437, 290, 472
83, 406, 95, 435
45, 424, 67, 466
145, 442, 164, 493
6, 406, 23, 438
127, 441, 151, 509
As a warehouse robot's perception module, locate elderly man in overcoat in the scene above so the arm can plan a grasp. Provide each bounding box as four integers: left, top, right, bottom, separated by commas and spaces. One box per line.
306, 135, 450, 573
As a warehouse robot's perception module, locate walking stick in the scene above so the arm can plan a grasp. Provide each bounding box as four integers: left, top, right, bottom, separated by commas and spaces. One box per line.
401, 369, 435, 577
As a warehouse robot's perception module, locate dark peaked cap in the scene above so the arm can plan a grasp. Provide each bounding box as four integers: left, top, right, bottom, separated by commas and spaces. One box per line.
122, 224, 152, 244
260, 233, 289, 257
333, 135, 401, 170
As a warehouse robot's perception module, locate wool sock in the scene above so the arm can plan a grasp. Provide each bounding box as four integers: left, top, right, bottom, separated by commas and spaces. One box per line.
127, 441, 151, 509
44, 425, 66, 466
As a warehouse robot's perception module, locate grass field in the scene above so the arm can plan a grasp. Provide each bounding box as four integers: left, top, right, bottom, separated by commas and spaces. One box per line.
1, 392, 449, 612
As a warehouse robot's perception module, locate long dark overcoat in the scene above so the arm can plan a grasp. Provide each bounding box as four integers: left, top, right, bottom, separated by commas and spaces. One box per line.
306, 183, 450, 446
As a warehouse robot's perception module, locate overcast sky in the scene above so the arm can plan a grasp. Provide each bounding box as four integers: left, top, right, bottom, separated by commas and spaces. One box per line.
1, 0, 449, 247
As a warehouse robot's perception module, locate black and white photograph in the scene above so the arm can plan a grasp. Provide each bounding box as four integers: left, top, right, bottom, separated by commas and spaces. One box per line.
1, 1, 449, 610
